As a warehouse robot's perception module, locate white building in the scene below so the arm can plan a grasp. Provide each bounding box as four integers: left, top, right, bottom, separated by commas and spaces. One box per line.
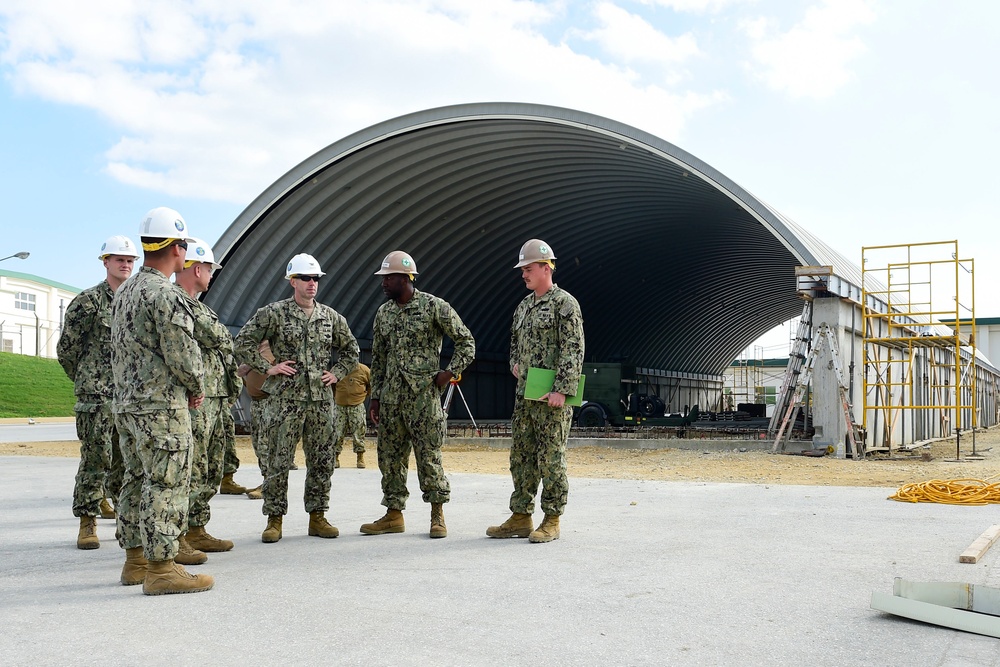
0, 268, 80, 358
949, 318, 1000, 368
723, 358, 789, 416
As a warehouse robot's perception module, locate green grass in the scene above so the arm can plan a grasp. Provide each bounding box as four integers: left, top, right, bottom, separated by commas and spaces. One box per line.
0, 352, 76, 417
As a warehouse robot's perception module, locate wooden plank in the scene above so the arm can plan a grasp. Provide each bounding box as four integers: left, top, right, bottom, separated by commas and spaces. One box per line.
959, 524, 1000, 564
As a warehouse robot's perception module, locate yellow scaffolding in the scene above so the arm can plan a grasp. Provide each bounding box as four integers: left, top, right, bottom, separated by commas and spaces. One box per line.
861, 241, 976, 453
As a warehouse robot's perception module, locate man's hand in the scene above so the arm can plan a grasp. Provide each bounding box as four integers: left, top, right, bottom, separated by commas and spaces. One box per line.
236, 363, 251, 378
511, 363, 519, 378
369, 398, 380, 425
321, 371, 339, 386
188, 393, 205, 410
268, 360, 297, 376
434, 370, 454, 388
542, 391, 566, 408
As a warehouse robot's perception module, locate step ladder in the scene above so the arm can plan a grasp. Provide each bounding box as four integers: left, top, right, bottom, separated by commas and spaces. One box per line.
772, 323, 864, 459
767, 301, 813, 437
442, 374, 477, 428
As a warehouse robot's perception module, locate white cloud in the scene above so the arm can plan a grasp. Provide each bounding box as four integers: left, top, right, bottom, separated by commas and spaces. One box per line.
579, 2, 700, 66
0, 0, 728, 203
741, 0, 876, 99
634, 0, 743, 12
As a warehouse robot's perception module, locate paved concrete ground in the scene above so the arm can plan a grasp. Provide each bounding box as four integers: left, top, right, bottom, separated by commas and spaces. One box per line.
0, 420, 76, 443
2, 455, 1000, 666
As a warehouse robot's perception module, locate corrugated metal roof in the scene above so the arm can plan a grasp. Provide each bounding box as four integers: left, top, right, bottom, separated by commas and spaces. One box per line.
204, 102, 860, 375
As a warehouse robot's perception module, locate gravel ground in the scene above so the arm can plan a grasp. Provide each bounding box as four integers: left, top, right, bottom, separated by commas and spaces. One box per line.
4, 427, 1000, 489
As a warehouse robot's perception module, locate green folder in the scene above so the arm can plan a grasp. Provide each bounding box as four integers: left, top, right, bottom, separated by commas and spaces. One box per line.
524, 367, 585, 407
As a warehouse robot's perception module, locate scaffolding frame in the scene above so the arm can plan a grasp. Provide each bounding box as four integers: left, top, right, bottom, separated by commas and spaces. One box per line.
727, 345, 764, 410
861, 240, 976, 454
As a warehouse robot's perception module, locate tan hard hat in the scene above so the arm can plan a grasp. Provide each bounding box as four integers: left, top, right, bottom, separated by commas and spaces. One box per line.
374, 251, 419, 276
513, 239, 556, 268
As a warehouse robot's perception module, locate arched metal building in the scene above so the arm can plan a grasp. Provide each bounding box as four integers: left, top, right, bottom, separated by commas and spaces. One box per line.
205, 102, 861, 418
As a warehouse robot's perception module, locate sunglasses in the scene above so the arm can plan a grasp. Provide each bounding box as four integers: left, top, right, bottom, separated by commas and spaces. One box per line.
175, 240, 189, 251
294, 275, 320, 283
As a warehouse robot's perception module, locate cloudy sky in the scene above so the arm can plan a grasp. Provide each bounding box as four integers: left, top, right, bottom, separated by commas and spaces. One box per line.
1, 0, 997, 356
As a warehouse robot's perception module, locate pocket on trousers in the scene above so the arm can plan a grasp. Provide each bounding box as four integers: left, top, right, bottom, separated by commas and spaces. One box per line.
149, 409, 192, 452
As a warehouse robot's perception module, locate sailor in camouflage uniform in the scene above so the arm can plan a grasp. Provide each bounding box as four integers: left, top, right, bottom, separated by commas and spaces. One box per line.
487, 239, 584, 544
57, 235, 139, 550
237, 339, 276, 500
173, 238, 238, 562
218, 416, 248, 495
111, 207, 213, 595
235, 253, 359, 543
360, 251, 475, 539
334, 362, 371, 469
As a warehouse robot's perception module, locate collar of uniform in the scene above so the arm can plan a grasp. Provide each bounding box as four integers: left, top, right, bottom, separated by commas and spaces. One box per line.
395, 288, 423, 310
284, 297, 324, 319
139, 265, 168, 279
531, 283, 558, 304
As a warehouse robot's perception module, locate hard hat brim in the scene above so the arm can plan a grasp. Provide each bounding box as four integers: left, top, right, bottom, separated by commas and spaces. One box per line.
513, 259, 555, 269
373, 269, 419, 276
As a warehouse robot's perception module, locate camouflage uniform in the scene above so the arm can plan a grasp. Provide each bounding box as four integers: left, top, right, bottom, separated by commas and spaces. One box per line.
242, 341, 275, 478
334, 363, 371, 455
222, 410, 240, 478
111, 266, 204, 562
371, 290, 475, 510
184, 294, 240, 529
57, 280, 124, 518
508, 284, 584, 516
235, 299, 359, 517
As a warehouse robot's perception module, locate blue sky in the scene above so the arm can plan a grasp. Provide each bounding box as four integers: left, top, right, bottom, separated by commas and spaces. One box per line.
2, 0, 997, 357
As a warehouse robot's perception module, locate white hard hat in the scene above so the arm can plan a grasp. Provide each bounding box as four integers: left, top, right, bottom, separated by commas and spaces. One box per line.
98, 235, 140, 260
138, 206, 195, 251
285, 253, 325, 279
183, 237, 222, 270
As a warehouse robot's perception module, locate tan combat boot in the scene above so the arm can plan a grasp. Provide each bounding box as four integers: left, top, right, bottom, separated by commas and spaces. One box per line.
262, 515, 282, 543
186, 525, 234, 552
486, 513, 533, 538
356, 452, 365, 468
121, 547, 148, 585
308, 511, 340, 538
175, 533, 208, 565
219, 474, 247, 495
77, 516, 99, 550
246, 485, 262, 500
99, 498, 116, 520
430, 503, 447, 539
360, 509, 404, 535
528, 514, 560, 543
142, 560, 214, 596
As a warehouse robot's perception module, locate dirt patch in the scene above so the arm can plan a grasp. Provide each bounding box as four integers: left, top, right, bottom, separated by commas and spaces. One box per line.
5, 429, 1000, 489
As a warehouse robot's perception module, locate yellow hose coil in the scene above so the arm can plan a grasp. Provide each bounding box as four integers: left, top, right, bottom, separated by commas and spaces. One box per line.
889, 478, 1000, 505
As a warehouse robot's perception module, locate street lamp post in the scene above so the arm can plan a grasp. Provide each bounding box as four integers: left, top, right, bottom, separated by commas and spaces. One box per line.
0, 251, 30, 262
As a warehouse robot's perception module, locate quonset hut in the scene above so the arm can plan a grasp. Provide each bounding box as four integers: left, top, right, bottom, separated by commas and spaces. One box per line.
207, 102, 988, 449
